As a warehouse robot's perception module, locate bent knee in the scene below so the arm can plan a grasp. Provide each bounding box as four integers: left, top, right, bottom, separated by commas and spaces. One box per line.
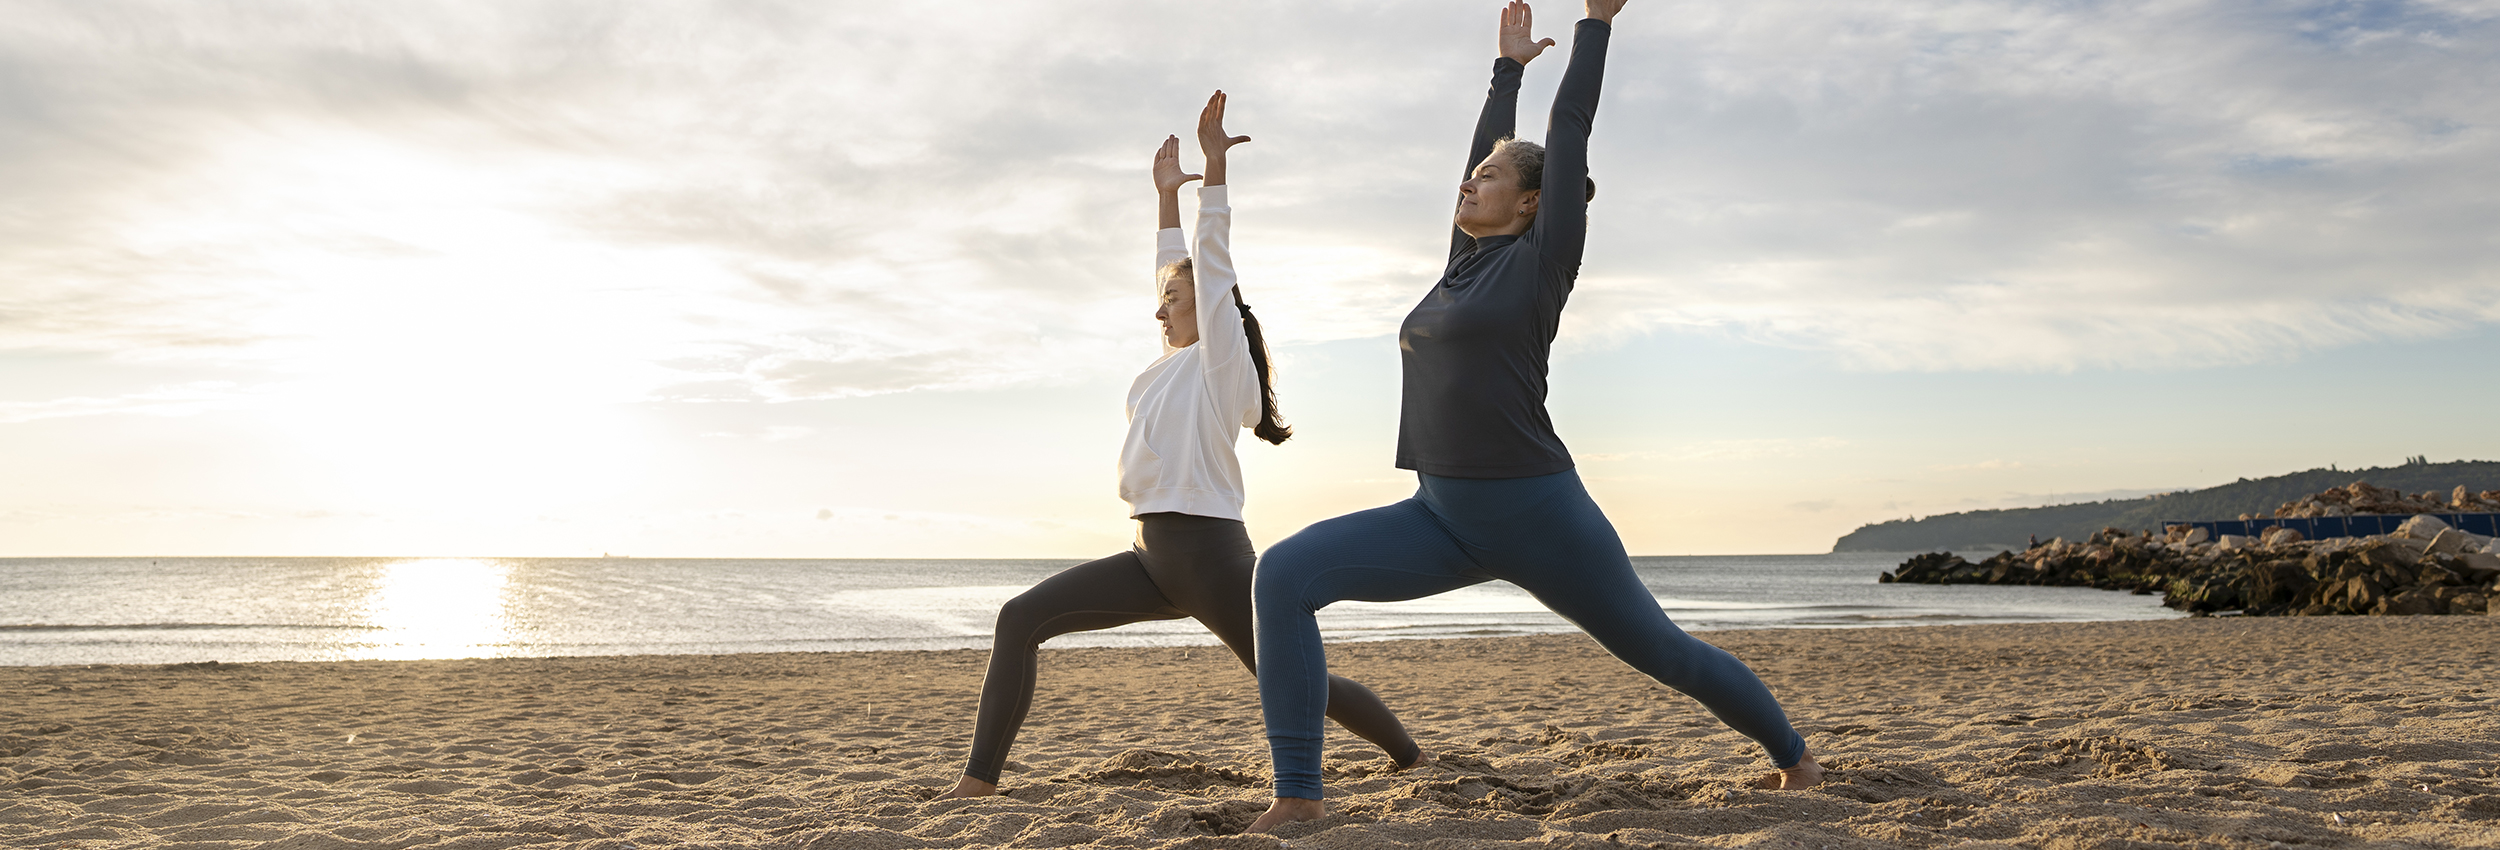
1252, 549, 1320, 611
1255, 532, 1330, 587
993, 591, 1056, 639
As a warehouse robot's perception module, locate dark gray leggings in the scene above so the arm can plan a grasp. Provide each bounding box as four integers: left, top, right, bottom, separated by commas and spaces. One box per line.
962, 512, 1420, 784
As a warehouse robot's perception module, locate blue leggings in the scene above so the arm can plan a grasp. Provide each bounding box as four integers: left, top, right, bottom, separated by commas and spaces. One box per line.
1252, 469, 1807, 799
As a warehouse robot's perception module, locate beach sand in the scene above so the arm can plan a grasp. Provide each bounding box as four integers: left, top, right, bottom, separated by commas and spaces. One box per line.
4, 617, 2496, 849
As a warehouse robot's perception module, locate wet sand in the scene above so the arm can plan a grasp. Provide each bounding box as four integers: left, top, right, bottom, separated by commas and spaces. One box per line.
4, 616, 2496, 849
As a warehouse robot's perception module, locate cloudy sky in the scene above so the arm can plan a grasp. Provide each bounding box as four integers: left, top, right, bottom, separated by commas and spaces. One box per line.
4, 0, 2495, 558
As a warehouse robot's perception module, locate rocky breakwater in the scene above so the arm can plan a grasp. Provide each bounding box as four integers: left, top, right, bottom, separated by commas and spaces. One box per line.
2256, 481, 2500, 519
1881, 515, 2500, 617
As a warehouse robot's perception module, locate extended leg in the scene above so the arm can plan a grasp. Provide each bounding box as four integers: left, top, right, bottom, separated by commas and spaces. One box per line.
953, 550, 1185, 792
1469, 477, 1811, 773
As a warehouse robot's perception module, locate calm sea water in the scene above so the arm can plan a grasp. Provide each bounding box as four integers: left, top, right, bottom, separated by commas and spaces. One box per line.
0, 554, 2181, 667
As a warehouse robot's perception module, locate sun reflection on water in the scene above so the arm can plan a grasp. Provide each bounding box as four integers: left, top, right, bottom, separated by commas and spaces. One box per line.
363, 558, 515, 660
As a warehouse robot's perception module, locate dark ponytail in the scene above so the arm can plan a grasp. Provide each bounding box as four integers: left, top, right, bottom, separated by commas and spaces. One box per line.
1164, 257, 1293, 445
1232, 286, 1292, 445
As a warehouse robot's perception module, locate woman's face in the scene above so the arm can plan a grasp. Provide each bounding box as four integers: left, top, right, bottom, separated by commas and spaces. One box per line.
1156, 270, 1200, 348
1455, 154, 1539, 237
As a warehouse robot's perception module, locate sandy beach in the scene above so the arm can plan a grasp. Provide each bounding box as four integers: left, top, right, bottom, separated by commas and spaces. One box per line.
4, 616, 2496, 849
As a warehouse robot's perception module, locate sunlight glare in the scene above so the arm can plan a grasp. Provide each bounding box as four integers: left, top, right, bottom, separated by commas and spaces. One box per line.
128, 124, 748, 517
363, 558, 516, 660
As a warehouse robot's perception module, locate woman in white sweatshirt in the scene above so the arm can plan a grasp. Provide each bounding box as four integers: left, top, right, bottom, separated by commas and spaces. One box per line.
935, 92, 1420, 800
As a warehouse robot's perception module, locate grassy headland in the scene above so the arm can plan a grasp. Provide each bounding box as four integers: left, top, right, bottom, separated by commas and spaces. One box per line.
1832, 459, 2500, 552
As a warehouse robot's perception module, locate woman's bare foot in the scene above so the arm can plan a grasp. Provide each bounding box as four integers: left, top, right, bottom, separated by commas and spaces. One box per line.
1749, 748, 1825, 790
1245, 796, 1324, 834
1394, 749, 1432, 772
933, 775, 997, 800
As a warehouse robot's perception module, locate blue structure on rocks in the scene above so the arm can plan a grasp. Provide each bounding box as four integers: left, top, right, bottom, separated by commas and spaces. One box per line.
2166, 513, 2500, 540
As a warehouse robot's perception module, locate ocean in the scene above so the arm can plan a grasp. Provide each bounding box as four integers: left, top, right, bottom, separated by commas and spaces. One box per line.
0, 554, 2182, 667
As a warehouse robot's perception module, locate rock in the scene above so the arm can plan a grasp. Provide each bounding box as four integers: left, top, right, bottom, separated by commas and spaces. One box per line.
2300, 551, 2336, 578
2374, 562, 2422, 591
2433, 587, 2486, 615
2329, 557, 2370, 582
2396, 514, 2453, 540
2336, 575, 2385, 612
1892, 552, 1969, 583
2244, 560, 2313, 608
2457, 551, 2500, 579
2269, 480, 2494, 518
1880, 525, 2496, 618
2163, 573, 2247, 613
2418, 562, 2464, 587
2426, 528, 2475, 555
2376, 587, 2441, 616
2354, 541, 2421, 570
2180, 527, 2210, 545
2259, 527, 2305, 546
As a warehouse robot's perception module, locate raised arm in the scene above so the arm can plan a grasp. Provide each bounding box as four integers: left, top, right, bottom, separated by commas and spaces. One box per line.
1152, 135, 1197, 273
1452, 2, 1546, 258
1191, 92, 1256, 398
1532, 1, 1621, 272
1198, 90, 1251, 189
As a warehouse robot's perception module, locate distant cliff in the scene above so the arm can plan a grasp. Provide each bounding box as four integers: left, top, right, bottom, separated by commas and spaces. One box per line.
1830, 459, 2500, 553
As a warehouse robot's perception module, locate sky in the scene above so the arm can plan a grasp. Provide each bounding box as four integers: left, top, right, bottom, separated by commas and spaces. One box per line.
2, 0, 2495, 558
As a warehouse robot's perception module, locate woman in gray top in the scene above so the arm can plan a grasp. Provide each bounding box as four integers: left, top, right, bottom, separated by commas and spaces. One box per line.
1245, 0, 1821, 832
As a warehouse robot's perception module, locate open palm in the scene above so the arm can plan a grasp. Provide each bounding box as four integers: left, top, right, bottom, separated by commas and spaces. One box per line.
1196, 90, 1250, 159
1500, 1, 1554, 64
1152, 135, 1200, 194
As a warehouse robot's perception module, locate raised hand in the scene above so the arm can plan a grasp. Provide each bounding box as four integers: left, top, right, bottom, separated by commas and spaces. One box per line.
1196, 90, 1250, 187
1153, 135, 1202, 195
1500, 1, 1555, 64
1585, 0, 1626, 24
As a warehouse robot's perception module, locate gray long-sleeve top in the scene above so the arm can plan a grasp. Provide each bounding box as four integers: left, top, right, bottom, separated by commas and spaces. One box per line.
1395, 18, 1609, 479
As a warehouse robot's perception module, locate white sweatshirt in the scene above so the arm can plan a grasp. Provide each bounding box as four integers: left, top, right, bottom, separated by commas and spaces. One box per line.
1119, 185, 1261, 520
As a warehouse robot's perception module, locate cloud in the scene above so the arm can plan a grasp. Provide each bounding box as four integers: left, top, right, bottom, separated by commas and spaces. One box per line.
1565, 0, 2500, 370
0, 0, 1181, 403
1, 0, 2493, 424
1578, 437, 1851, 463
699, 425, 816, 442
1936, 459, 2024, 471
0, 382, 253, 424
